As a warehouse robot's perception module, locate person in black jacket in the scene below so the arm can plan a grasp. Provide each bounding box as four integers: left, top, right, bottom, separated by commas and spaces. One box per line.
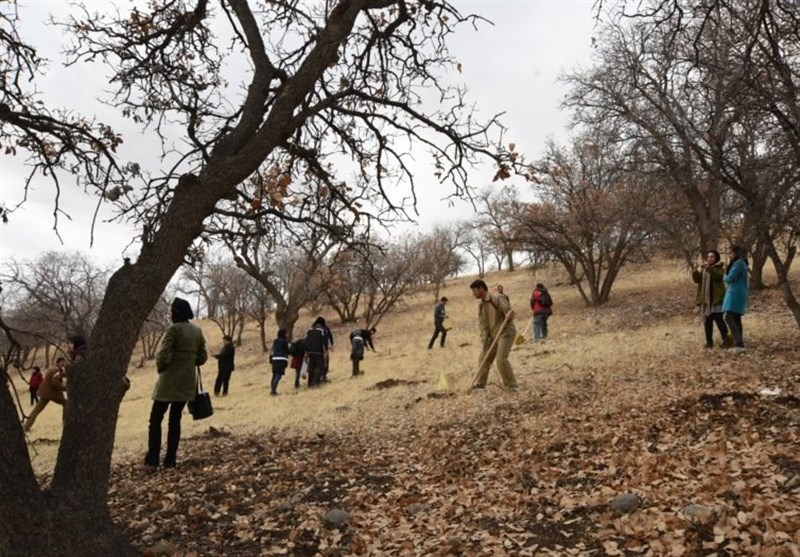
304, 321, 327, 387
213, 335, 236, 396
269, 329, 290, 395
427, 297, 448, 349
313, 317, 334, 382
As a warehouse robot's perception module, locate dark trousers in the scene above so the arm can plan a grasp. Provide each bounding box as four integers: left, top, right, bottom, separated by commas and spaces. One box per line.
307, 353, 325, 386
145, 400, 187, 467
428, 321, 447, 348
352, 358, 361, 376
724, 311, 744, 347
214, 368, 232, 395
704, 312, 728, 347
271, 361, 287, 394
29, 388, 38, 405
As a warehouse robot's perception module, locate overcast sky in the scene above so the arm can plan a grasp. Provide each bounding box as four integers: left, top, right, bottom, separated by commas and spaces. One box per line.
0, 1, 596, 267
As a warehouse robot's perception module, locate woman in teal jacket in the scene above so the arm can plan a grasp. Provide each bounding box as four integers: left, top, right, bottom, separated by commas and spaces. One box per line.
145, 297, 207, 469
692, 250, 728, 348
722, 245, 750, 349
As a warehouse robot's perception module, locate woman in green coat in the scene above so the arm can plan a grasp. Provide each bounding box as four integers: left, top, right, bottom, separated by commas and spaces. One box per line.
692, 249, 729, 348
145, 297, 207, 469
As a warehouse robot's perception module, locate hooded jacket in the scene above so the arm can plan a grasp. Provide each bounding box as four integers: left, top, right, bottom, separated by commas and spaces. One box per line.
153, 298, 208, 401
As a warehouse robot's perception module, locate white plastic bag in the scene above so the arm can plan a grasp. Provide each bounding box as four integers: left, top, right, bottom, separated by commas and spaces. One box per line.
300, 359, 308, 380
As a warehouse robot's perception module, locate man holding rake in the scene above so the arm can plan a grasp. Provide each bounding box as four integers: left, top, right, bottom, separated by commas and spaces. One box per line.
469, 279, 519, 392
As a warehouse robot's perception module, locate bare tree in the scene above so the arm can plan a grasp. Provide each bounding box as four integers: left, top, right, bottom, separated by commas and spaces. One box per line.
514, 132, 658, 305
1, 252, 108, 346
0, 1, 518, 552
137, 293, 172, 363
360, 239, 425, 328
416, 225, 468, 301
457, 221, 489, 278
183, 255, 254, 343
476, 185, 522, 271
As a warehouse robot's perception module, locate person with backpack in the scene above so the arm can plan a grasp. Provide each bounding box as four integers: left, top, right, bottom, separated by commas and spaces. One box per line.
530, 283, 553, 342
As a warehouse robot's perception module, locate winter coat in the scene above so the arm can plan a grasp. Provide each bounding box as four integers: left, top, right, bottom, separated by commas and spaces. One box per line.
29, 370, 43, 390
270, 337, 290, 374
38, 367, 67, 403
304, 326, 326, 354
692, 262, 726, 308
153, 322, 208, 402
722, 259, 749, 315
478, 292, 516, 346
531, 288, 553, 316
434, 302, 446, 323
215, 343, 235, 373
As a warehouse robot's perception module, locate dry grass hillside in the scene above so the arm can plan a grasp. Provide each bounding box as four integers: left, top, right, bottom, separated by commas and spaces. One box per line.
24, 258, 800, 555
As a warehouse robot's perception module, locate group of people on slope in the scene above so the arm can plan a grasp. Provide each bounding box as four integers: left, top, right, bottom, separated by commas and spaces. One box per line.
692, 244, 750, 351
424, 280, 555, 394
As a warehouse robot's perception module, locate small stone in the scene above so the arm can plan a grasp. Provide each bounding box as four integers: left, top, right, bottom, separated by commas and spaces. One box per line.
784, 475, 800, 491
682, 504, 716, 522
610, 493, 640, 513
407, 503, 429, 515
145, 539, 177, 557
323, 508, 350, 527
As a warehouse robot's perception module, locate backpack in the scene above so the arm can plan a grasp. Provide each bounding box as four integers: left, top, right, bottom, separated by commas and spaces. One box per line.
539, 290, 553, 308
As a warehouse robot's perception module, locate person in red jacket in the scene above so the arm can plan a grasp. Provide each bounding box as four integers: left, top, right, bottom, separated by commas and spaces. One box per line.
28, 366, 43, 405
530, 283, 553, 342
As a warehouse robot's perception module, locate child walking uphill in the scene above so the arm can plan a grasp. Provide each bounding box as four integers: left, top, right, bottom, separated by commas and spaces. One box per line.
269, 329, 290, 396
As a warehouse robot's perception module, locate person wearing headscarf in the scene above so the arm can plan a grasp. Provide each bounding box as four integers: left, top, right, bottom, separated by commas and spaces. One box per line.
692, 250, 729, 348
144, 297, 207, 469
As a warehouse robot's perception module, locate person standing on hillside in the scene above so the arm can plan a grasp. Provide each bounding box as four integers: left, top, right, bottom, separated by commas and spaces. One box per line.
427, 297, 449, 349
23, 358, 68, 431
497, 285, 509, 303
304, 320, 328, 387
145, 297, 207, 470
692, 250, 729, 349
470, 279, 518, 392
27, 366, 43, 406
269, 329, 290, 395
313, 317, 334, 382
349, 327, 376, 376
213, 335, 236, 396
288, 338, 305, 389
530, 283, 553, 342
723, 245, 750, 351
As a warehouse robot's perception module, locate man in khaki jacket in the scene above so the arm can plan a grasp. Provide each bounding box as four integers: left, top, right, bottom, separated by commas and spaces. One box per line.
470, 279, 518, 391
23, 357, 68, 432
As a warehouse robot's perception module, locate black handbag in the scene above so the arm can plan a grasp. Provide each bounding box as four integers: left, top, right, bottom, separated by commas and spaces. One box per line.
188, 367, 214, 420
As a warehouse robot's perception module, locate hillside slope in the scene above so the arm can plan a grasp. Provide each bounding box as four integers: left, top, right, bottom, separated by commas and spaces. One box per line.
28, 260, 800, 555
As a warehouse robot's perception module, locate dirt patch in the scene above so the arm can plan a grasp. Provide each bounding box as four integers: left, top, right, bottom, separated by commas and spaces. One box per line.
368, 378, 420, 390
